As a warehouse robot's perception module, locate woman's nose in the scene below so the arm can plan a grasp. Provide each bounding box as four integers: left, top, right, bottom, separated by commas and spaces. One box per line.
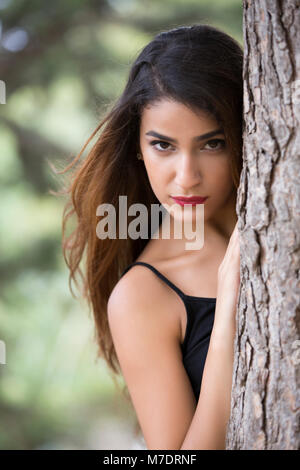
174, 154, 202, 188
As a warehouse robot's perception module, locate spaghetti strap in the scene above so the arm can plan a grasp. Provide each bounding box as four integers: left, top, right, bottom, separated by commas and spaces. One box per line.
121, 261, 186, 300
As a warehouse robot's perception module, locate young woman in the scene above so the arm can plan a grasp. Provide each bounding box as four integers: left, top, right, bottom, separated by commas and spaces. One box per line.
61, 24, 243, 450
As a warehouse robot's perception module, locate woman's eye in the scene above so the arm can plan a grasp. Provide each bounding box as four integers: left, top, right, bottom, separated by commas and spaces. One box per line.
149, 138, 226, 153
204, 139, 226, 151
150, 140, 172, 152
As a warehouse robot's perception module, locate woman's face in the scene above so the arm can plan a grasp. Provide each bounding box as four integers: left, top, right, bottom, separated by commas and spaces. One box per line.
139, 98, 236, 229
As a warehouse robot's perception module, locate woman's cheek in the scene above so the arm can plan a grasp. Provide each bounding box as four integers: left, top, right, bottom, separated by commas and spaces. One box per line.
210, 159, 234, 192
144, 161, 166, 199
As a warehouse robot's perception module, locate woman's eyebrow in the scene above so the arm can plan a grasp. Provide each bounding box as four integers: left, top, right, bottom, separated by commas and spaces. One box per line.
145, 128, 224, 143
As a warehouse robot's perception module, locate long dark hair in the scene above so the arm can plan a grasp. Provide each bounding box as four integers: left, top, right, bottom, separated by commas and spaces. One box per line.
57, 22, 243, 435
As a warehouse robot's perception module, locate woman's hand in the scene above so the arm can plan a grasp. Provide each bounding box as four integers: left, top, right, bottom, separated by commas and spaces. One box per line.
213, 221, 241, 336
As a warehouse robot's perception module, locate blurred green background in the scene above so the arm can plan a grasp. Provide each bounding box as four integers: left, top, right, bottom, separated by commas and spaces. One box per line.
0, 0, 243, 450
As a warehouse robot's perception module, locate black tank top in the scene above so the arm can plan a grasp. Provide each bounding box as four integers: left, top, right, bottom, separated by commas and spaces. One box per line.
120, 261, 216, 401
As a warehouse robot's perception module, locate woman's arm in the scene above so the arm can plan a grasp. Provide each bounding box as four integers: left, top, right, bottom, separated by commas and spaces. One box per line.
107, 269, 199, 450
181, 221, 240, 450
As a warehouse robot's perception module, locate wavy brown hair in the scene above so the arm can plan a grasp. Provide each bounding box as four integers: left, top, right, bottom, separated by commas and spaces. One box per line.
54, 23, 244, 438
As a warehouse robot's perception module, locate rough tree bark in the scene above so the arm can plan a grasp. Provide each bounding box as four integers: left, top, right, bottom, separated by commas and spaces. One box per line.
226, 0, 300, 450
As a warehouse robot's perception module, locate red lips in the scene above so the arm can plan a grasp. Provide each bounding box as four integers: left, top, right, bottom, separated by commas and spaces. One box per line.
171, 196, 208, 206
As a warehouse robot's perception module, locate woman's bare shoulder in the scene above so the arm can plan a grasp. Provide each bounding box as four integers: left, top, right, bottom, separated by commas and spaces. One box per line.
109, 260, 171, 310
108, 259, 182, 342
109, 237, 171, 308
109, 262, 156, 307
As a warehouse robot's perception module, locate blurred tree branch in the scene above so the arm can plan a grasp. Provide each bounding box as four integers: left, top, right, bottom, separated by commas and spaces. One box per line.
1, 116, 70, 193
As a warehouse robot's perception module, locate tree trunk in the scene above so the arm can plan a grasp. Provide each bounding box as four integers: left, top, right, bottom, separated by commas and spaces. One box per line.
226, 0, 300, 450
